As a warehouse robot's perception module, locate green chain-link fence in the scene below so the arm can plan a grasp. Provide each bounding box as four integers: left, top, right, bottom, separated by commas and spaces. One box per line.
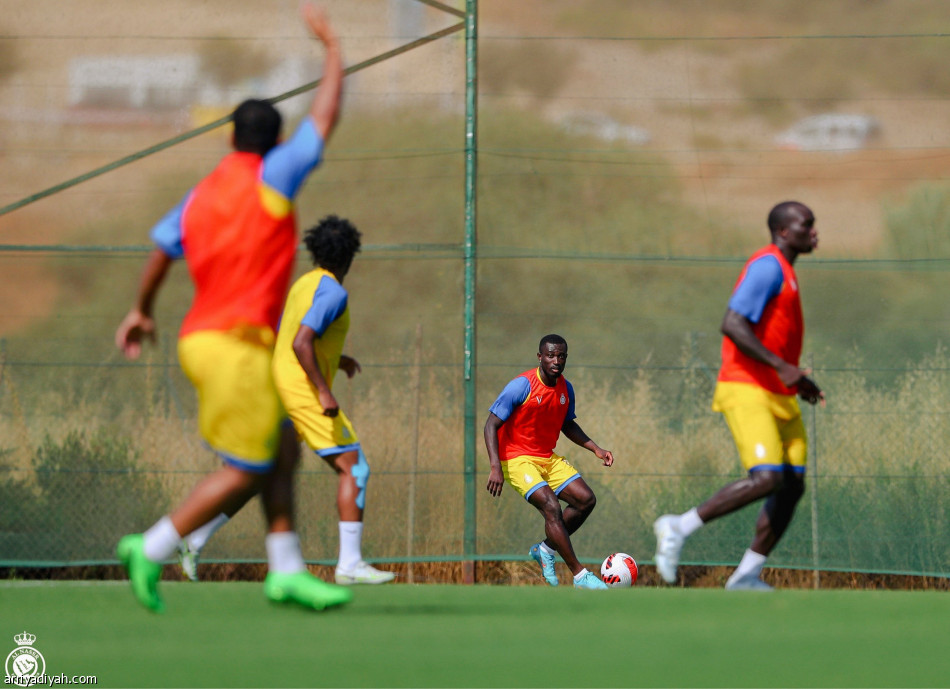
1, 0, 948, 578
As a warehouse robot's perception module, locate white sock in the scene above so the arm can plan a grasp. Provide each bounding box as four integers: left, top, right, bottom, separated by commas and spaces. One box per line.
732, 549, 767, 580
538, 542, 556, 557
338, 521, 363, 572
143, 516, 182, 562
572, 568, 590, 583
677, 507, 704, 537
186, 513, 229, 551
265, 531, 306, 574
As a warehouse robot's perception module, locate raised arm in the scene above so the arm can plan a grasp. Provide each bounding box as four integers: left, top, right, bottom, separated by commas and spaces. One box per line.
302, 3, 343, 141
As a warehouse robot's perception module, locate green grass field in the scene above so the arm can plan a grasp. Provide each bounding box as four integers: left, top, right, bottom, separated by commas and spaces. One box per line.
2, 581, 948, 688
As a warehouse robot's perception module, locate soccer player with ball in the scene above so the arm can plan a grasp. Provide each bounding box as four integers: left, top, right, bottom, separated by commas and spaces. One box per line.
654, 201, 824, 590
485, 334, 614, 589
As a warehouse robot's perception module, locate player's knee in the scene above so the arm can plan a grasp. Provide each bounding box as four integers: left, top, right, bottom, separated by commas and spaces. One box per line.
749, 469, 783, 496
351, 448, 370, 510
533, 491, 562, 518
783, 474, 805, 503
579, 490, 597, 515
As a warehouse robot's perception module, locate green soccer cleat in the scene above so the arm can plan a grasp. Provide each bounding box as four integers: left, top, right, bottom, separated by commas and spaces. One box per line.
264, 570, 354, 611
116, 533, 164, 612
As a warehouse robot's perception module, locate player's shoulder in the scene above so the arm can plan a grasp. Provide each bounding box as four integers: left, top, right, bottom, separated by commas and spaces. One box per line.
744, 252, 784, 281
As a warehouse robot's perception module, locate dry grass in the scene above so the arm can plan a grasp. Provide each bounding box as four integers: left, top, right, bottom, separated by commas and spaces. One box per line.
3, 563, 947, 591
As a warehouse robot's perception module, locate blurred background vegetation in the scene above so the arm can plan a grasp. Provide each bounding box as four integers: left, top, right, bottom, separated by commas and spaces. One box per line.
0, 0, 947, 575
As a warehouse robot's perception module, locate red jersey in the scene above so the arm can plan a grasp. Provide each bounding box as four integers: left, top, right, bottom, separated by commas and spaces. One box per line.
718, 244, 804, 395
179, 152, 297, 336
495, 369, 574, 460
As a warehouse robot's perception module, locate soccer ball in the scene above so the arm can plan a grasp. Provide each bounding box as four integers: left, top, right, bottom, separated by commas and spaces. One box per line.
600, 552, 638, 587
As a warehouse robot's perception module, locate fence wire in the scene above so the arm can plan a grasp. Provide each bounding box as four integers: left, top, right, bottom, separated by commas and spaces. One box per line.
0, 0, 948, 577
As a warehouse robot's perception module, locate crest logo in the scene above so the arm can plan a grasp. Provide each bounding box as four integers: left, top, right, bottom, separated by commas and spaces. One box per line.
5, 632, 46, 686
559, 394, 566, 405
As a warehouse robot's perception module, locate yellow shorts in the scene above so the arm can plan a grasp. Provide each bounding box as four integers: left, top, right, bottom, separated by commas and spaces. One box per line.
285, 403, 360, 456
178, 328, 284, 472
502, 453, 580, 501
713, 382, 807, 474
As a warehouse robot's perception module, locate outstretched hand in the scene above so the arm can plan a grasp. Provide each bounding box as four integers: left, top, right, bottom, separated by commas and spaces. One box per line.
115, 309, 155, 360
595, 447, 614, 467
302, 2, 336, 45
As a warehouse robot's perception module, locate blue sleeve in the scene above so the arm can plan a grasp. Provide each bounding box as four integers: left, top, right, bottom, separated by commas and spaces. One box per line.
148, 195, 189, 259
300, 276, 347, 336
260, 116, 324, 200
564, 380, 577, 422
728, 255, 784, 324
488, 377, 531, 422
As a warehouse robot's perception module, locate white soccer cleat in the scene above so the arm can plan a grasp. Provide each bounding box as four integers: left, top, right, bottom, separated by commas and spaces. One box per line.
725, 573, 774, 591
653, 514, 685, 584
177, 541, 200, 582
335, 561, 396, 585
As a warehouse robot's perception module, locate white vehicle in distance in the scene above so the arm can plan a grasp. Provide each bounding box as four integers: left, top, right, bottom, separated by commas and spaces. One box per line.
775, 113, 880, 152
558, 111, 652, 145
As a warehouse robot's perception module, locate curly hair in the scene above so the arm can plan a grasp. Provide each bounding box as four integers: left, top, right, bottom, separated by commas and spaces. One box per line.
303, 215, 362, 274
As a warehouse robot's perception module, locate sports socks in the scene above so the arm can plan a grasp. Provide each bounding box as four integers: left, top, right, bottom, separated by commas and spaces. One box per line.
732, 548, 767, 580
338, 521, 363, 572
266, 531, 306, 574
143, 516, 183, 561
572, 568, 591, 583
538, 541, 557, 558
677, 507, 704, 537
186, 512, 229, 551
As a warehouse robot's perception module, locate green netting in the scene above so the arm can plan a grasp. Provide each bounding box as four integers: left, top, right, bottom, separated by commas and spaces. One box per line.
1, 0, 948, 578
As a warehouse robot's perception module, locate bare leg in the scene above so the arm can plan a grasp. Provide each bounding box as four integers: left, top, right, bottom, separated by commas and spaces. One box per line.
551, 478, 596, 536
750, 472, 805, 555
169, 465, 263, 538
260, 424, 301, 533
528, 486, 583, 576
696, 470, 783, 524
321, 449, 362, 522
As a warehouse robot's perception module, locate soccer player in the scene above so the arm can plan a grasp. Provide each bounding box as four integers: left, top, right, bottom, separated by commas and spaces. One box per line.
178, 218, 395, 586
271, 215, 395, 585
485, 334, 613, 590
653, 201, 824, 590
114, 3, 350, 612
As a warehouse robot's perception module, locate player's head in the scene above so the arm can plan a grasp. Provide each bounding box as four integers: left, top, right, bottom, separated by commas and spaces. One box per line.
539, 333, 567, 354
232, 99, 282, 155
768, 201, 817, 256
537, 334, 568, 381
303, 215, 362, 278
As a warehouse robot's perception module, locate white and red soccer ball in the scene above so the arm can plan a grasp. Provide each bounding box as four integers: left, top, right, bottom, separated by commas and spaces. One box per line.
600, 552, 638, 587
